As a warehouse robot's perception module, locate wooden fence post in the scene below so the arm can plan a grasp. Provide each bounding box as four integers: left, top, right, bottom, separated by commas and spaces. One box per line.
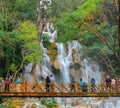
51, 83, 55, 93
77, 83, 80, 93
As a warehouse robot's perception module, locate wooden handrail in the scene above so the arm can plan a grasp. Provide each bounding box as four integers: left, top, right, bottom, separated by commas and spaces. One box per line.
1, 82, 120, 94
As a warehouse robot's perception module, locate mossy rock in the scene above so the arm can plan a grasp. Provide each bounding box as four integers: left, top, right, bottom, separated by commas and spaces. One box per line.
31, 104, 37, 108
26, 104, 37, 108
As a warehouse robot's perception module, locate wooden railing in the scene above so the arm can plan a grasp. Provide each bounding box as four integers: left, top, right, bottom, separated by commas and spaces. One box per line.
0, 83, 120, 97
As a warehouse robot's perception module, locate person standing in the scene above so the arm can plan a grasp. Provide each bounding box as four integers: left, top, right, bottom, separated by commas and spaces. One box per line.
115, 77, 119, 86
15, 75, 21, 92
50, 75, 55, 82
45, 76, 51, 93
4, 76, 11, 92
90, 77, 96, 92
0, 78, 5, 92
71, 77, 76, 93
105, 75, 112, 88
80, 78, 87, 92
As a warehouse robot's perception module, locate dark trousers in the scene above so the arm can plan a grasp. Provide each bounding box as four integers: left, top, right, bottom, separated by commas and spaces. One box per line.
106, 83, 111, 88
71, 84, 76, 93
5, 85, 10, 92
46, 84, 50, 93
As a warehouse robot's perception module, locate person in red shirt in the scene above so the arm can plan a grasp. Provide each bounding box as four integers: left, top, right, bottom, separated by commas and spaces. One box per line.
115, 77, 119, 86
4, 76, 11, 92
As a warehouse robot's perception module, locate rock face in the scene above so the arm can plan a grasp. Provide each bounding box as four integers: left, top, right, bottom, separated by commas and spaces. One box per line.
24, 21, 103, 85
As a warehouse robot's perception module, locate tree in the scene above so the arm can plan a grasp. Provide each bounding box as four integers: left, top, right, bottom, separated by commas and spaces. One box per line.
52, 0, 120, 75
20, 21, 43, 64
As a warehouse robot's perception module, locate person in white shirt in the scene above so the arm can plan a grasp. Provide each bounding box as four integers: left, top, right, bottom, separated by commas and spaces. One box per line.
50, 75, 55, 82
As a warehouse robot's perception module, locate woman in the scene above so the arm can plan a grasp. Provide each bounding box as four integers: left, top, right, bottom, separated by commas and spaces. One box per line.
4, 76, 11, 92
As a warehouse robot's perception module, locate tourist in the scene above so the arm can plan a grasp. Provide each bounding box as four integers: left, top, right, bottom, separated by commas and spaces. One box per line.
115, 77, 119, 86
50, 75, 55, 82
50, 75, 55, 92
80, 78, 87, 92
105, 75, 111, 88
0, 78, 5, 92
71, 77, 76, 93
90, 77, 96, 92
115, 77, 119, 91
15, 75, 21, 92
45, 76, 51, 93
4, 76, 11, 92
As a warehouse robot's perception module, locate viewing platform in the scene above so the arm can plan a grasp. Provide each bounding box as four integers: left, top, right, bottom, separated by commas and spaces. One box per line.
0, 83, 120, 97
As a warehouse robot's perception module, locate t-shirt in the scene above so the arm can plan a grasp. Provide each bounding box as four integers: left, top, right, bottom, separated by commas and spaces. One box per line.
15, 79, 21, 84
50, 76, 55, 82
80, 80, 85, 87
111, 79, 116, 85
105, 78, 111, 83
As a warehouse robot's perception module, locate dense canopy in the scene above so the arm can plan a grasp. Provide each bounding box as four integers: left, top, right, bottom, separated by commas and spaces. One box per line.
0, 0, 119, 77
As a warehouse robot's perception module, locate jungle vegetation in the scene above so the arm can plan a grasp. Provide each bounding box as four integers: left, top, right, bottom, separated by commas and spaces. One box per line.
0, 0, 119, 77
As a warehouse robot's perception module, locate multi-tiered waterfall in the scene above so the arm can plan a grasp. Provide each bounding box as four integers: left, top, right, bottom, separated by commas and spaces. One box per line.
24, 22, 102, 85
23, 22, 120, 108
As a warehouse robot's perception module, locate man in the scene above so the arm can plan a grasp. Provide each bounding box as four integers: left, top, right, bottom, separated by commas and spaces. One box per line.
80, 78, 87, 92
105, 75, 112, 88
45, 76, 51, 92
71, 77, 76, 93
90, 77, 96, 92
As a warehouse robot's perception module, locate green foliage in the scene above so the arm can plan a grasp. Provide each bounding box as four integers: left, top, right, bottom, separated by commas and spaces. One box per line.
5, 0, 38, 22
42, 33, 50, 42
2, 98, 15, 108
77, 0, 103, 20
20, 21, 43, 63
9, 63, 17, 72
40, 98, 57, 108
46, 0, 83, 18
0, 29, 22, 76
24, 40, 43, 63
54, 0, 103, 43
20, 21, 37, 40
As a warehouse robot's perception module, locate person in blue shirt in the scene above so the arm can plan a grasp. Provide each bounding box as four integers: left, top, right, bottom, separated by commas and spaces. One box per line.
80, 78, 87, 92
15, 75, 21, 92
15, 76, 21, 84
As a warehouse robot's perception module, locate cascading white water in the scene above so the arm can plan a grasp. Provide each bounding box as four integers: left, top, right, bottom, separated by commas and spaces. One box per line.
116, 100, 120, 108
23, 21, 120, 108
81, 58, 102, 84
57, 43, 71, 83
40, 42, 52, 77
23, 102, 41, 108
43, 22, 57, 42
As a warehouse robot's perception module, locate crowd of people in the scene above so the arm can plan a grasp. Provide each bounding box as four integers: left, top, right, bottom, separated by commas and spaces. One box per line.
0, 74, 120, 93
0, 75, 21, 92
70, 75, 120, 93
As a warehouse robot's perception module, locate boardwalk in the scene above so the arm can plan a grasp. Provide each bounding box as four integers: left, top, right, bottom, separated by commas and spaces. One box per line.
0, 83, 120, 97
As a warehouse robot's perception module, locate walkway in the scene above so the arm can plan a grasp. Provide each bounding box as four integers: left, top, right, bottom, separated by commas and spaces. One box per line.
0, 83, 120, 97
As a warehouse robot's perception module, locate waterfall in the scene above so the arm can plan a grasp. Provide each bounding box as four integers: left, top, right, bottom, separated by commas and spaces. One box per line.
57, 43, 71, 83
40, 42, 52, 77
116, 100, 120, 108
43, 22, 57, 42
81, 58, 102, 84
24, 21, 102, 86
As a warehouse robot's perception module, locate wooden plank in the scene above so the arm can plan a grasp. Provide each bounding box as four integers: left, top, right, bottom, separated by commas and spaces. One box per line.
1, 92, 120, 97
